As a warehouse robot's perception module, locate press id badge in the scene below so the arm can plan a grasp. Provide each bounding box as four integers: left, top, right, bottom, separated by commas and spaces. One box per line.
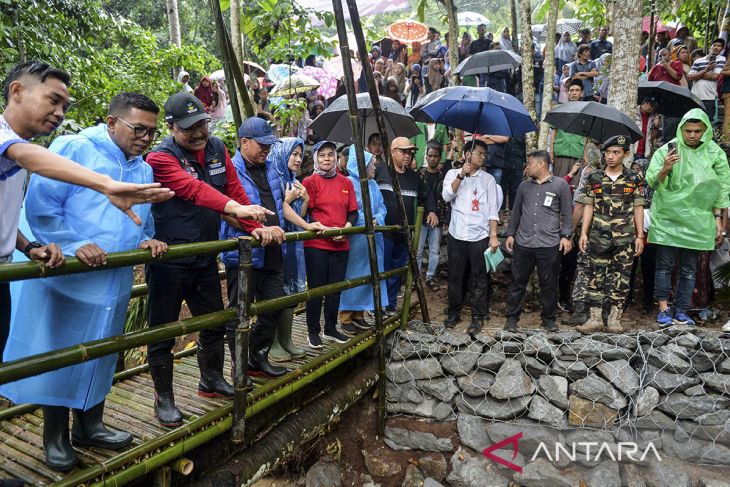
543, 192, 556, 207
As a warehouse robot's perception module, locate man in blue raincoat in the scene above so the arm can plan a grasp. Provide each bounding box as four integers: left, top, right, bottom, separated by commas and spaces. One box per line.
647, 108, 730, 327
338, 146, 389, 333
0, 93, 168, 472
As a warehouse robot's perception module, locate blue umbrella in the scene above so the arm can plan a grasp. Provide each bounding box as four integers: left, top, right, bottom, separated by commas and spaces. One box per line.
409, 86, 537, 137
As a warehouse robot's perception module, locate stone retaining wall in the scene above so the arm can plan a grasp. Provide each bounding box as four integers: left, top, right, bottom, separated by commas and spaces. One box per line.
383, 321, 730, 486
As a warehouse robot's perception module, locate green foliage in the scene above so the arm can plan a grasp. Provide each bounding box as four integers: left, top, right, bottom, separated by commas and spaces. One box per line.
272, 97, 309, 136
123, 296, 148, 365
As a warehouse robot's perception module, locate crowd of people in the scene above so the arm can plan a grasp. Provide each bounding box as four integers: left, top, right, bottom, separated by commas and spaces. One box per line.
1, 18, 730, 475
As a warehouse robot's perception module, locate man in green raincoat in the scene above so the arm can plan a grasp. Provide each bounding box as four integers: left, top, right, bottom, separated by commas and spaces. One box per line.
646, 108, 730, 327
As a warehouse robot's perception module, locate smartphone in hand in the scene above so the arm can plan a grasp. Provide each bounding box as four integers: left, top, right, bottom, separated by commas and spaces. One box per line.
668, 142, 676, 153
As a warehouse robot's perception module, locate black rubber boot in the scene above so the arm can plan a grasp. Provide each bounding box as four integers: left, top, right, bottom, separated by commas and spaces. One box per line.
197, 341, 234, 398
71, 400, 133, 450
248, 349, 289, 378
563, 301, 589, 326
226, 335, 253, 388
149, 359, 183, 428
42, 406, 77, 472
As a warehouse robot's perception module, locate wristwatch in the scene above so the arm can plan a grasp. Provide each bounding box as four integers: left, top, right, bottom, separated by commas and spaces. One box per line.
561, 233, 573, 240
22, 241, 43, 258
456, 174, 465, 180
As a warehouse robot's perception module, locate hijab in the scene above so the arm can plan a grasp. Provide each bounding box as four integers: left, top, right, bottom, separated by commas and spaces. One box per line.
269, 137, 306, 230
459, 33, 472, 59
555, 34, 577, 62
427, 60, 444, 90
312, 140, 338, 178
393, 63, 407, 93
194, 76, 215, 108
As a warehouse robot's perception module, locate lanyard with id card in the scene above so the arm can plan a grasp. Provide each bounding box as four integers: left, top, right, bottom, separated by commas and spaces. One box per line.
543, 191, 556, 207
471, 189, 480, 211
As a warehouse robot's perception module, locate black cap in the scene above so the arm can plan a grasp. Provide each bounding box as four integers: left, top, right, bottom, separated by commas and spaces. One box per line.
164, 93, 209, 129
602, 135, 631, 151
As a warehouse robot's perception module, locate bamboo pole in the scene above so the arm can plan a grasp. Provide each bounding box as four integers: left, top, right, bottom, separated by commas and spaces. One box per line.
399, 207, 423, 330
342, 0, 431, 324
59, 305, 420, 487
232, 237, 252, 444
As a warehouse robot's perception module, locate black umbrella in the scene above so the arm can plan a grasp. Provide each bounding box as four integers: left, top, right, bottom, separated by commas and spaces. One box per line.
454, 50, 522, 76
637, 81, 704, 118
543, 101, 643, 143
308, 93, 420, 144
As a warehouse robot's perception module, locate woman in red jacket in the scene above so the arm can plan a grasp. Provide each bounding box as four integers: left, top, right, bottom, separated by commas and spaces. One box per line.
302, 141, 359, 349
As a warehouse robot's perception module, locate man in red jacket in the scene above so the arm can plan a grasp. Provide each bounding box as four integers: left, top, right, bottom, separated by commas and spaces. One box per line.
145, 93, 284, 428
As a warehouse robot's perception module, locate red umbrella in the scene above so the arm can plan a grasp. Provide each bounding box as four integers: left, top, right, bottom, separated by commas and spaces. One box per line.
387, 20, 429, 45
642, 16, 669, 33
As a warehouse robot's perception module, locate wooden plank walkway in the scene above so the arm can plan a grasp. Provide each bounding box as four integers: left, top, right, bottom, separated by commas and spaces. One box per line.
0, 314, 357, 486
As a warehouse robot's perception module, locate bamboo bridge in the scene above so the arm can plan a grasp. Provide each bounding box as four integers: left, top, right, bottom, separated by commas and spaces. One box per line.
0, 218, 425, 486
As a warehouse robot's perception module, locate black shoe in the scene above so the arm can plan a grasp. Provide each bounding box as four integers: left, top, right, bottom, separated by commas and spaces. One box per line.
443, 314, 460, 329
42, 406, 77, 472
197, 343, 234, 398
341, 322, 358, 335
467, 318, 483, 334
542, 320, 559, 332
563, 301, 589, 326
71, 400, 133, 450
150, 361, 184, 428
308, 334, 324, 349
503, 319, 518, 332
353, 318, 373, 330
323, 326, 350, 344
248, 349, 289, 378
643, 302, 654, 315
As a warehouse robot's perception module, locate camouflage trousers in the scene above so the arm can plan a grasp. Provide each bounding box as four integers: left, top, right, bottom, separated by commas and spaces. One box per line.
572, 250, 589, 303
583, 243, 635, 307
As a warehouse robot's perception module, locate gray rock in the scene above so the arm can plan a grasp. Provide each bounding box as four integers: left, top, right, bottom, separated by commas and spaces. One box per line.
585, 461, 621, 487
417, 453, 447, 481
536, 375, 569, 409
638, 331, 671, 347
402, 330, 438, 344
494, 330, 524, 342
384, 426, 452, 452
401, 464, 424, 487
596, 359, 640, 395
445, 448, 509, 487
513, 458, 574, 487
516, 354, 552, 377
684, 384, 706, 396
642, 461, 691, 487
548, 330, 582, 344
570, 374, 627, 409
699, 479, 730, 487
643, 364, 700, 393
476, 349, 506, 371
490, 359, 535, 399
387, 397, 453, 420
455, 394, 531, 419
306, 460, 343, 487
690, 351, 719, 373
614, 427, 663, 451
620, 463, 647, 487
391, 340, 448, 360
423, 480, 445, 487
657, 392, 730, 419
440, 346, 480, 376
362, 448, 402, 477
559, 337, 632, 360
501, 340, 523, 354
457, 413, 490, 451
550, 359, 589, 380
647, 346, 692, 374
699, 372, 730, 395
718, 358, 730, 374
456, 371, 495, 397
677, 420, 730, 446
524, 334, 559, 360
694, 409, 730, 425
386, 381, 424, 403
485, 421, 565, 457
387, 358, 443, 383
700, 337, 730, 354
661, 431, 730, 465
595, 333, 639, 351
435, 329, 472, 347
417, 377, 459, 403
632, 410, 677, 429
633, 387, 660, 417
673, 332, 701, 349
528, 395, 565, 427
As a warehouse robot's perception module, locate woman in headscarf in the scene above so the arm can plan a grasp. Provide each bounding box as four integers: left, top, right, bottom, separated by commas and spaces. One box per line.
425, 58, 447, 93
374, 58, 386, 74
194, 76, 215, 112
672, 44, 691, 88
370, 45, 382, 66
404, 70, 425, 108
384, 76, 403, 105
408, 42, 423, 67
209, 80, 228, 120
392, 62, 407, 95
594, 53, 612, 104
459, 32, 472, 63
557, 63, 571, 103
389, 39, 408, 65
499, 27, 514, 52
177, 70, 194, 93
554, 32, 577, 71
338, 147, 388, 333
301, 141, 359, 348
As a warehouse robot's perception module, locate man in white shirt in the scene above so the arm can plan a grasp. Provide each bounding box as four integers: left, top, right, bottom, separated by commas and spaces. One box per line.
688, 38, 726, 121
442, 139, 500, 333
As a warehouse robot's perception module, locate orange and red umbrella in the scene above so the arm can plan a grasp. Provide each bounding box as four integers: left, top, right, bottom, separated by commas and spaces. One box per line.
387, 20, 429, 45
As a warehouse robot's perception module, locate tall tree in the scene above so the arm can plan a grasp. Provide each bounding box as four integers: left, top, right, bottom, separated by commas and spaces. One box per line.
166, 0, 181, 47
607, 0, 642, 119
538, 0, 559, 149
519, 0, 537, 150
441, 0, 460, 86
511, 0, 519, 50
230, 0, 246, 118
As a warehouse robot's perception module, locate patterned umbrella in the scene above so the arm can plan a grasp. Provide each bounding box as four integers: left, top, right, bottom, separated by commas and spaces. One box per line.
322, 56, 363, 80
301, 66, 339, 99
270, 73, 321, 96
457, 11, 489, 26
556, 18, 584, 35
267, 64, 301, 85
387, 20, 429, 45
242, 60, 267, 77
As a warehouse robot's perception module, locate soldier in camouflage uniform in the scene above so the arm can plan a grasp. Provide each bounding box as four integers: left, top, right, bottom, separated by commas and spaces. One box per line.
576, 135, 645, 333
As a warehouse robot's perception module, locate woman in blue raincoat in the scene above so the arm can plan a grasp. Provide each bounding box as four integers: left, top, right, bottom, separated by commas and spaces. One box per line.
338, 146, 388, 332
268, 137, 309, 360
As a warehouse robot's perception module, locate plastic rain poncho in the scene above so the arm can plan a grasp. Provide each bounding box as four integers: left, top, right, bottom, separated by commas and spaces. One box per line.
0, 124, 154, 410
269, 137, 307, 293
646, 108, 730, 251
339, 147, 389, 311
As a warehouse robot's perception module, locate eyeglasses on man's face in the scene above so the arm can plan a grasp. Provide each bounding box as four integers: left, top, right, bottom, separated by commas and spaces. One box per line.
115, 116, 161, 140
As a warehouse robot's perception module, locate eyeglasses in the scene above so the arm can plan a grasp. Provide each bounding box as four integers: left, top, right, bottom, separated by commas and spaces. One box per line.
115, 117, 161, 140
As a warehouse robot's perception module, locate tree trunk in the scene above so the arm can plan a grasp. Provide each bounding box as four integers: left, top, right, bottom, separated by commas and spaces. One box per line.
166, 0, 182, 79
519, 0, 536, 151
230, 0, 247, 117
442, 0, 460, 86
510, 0, 519, 50
607, 0, 642, 119
538, 0, 559, 149
722, 0, 730, 43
